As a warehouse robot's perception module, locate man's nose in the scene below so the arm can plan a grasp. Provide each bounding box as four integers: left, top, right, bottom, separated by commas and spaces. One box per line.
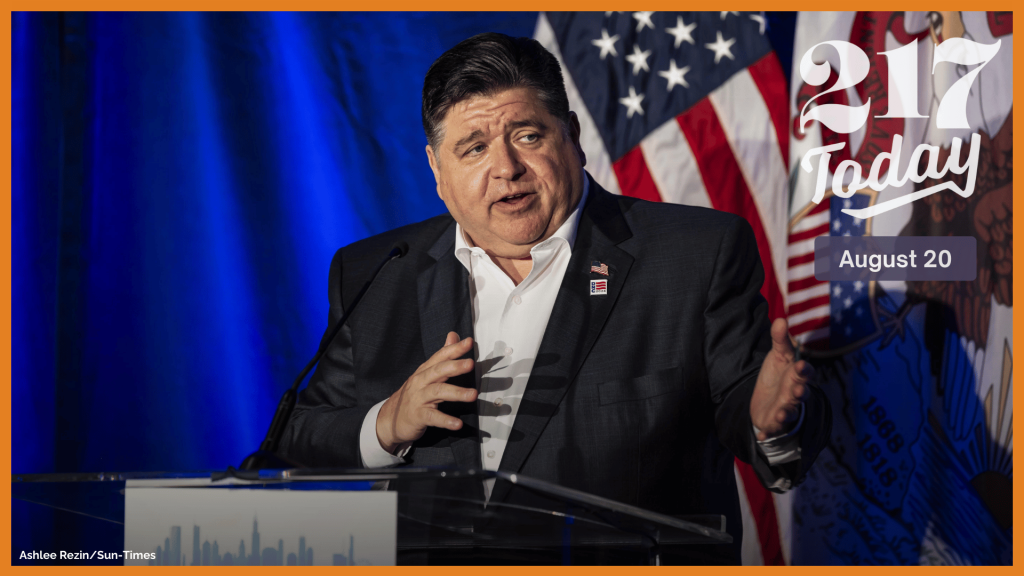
490, 141, 526, 180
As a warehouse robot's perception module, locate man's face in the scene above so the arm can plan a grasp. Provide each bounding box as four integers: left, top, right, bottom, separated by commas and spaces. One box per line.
426, 87, 586, 258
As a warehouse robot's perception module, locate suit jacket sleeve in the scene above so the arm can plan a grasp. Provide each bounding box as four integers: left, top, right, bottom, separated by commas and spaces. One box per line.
705, 216, 832, 492
278, 247, 372, 468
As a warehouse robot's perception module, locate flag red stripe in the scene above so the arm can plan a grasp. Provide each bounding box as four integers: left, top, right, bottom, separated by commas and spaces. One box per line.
747, 53, 791, 169
735, 459, 786, 565
789, 315, 830, 335
788, 252, 816, 267
806, 199, 831, 216
676, 100, 785, 320
611, 146, 664, 203
788, 275, 826, 293
788, 223, 831, 243
788, 294, 831, 315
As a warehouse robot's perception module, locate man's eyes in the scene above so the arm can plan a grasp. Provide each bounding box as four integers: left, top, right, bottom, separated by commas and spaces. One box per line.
462, 133, 540, 156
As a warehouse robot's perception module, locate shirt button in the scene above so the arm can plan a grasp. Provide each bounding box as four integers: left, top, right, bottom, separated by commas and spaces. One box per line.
494, 398, 503, 406
504, 347, 513, 355
513, 295, 522, 305
486, 450, 496, 459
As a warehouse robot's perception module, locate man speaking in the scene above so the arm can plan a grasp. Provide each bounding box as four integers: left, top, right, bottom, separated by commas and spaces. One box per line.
280, 32, 830, 523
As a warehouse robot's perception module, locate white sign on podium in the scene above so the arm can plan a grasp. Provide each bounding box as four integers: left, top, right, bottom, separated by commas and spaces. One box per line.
124, 480, 397, 566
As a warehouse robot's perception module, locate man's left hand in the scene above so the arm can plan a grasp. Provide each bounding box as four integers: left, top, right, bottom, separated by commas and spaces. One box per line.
750, 318, 814, 441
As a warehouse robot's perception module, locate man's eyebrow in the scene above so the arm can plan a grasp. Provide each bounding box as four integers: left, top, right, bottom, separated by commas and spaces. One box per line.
451, 120, 549, 151
453, 130, 485, 151
507, 119, 548, 131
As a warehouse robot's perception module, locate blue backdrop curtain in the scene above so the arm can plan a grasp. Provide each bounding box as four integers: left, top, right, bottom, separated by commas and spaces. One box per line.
13, 12, 539, 476
13, 12, 540, 560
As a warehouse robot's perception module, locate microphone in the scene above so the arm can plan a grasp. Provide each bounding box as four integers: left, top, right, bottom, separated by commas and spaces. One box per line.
239, 241, 409, 470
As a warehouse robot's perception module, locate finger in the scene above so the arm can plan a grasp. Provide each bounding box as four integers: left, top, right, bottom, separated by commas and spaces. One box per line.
775, 405, 800, 424
791, 383, 806, 401
424, 382, 478, 403
792, 363, 815, 397
770, 318, 795, 361
419, 335, 474, 372
791, 360, 813, 384
421, 407, 464, 431
421, 357, 475, 385
785, 361, 814, 400
445, 331, 459, 347
772, 388, 806, 423
775, 381, 806, 420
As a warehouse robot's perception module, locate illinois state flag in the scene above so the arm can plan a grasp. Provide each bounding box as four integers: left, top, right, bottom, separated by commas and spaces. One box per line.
783, 11, 1012, 565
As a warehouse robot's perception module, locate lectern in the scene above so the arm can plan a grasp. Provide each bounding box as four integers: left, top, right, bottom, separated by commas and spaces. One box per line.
14, 468, 732, 565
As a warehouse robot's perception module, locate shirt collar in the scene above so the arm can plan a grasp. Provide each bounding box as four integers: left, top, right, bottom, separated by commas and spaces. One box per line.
454, 173, 590, 261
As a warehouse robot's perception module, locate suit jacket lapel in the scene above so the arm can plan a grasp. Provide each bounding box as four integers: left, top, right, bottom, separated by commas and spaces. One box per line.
491, 179, 634, 503
416, 220, 482, 472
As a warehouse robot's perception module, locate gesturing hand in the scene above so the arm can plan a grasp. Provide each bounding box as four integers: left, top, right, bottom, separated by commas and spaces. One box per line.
750, 318, 814, 441
375, 331, 478, 454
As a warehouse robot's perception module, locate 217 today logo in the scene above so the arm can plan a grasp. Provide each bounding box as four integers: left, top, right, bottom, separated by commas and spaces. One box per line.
798, 37, 1001, 219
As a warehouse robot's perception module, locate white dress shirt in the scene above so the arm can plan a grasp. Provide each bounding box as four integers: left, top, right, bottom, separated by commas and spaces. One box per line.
451, 178, 590, 499
357, 175, 802, 496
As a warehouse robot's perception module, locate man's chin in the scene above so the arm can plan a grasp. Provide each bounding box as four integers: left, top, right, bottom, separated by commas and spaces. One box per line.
504, 235, 556, 256
486, 216, 541, 241
471, 229, 541, 257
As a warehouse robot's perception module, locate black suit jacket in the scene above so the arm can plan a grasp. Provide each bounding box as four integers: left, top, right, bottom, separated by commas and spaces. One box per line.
280, 175, 830, 515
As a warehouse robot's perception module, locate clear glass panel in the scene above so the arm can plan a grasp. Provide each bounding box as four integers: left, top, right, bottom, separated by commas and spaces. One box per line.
14, 468, 730, 565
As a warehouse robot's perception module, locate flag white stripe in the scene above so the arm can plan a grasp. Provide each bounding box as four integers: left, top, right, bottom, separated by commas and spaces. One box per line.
790, 210, 831, 234
788, 282, 830, 305
787, 274, 826, 290
639, 119, 713, 208
772, 491, 794, 565
709, 69, 790, 302
534, 14, 621, 195
788, 304, 831, 326
787, 237, 817, 255
788, 262, 815, 282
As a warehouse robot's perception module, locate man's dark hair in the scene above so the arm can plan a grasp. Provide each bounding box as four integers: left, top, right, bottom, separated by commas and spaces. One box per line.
421, 32, 570, 151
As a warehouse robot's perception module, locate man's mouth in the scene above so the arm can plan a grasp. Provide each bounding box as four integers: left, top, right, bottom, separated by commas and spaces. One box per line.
497, 192, 532, 203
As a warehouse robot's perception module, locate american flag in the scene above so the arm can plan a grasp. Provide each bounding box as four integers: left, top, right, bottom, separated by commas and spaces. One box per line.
590, 261, 609, 275
786, 199, 831, 345
536, 11, 791, 565
786, 194, 875, 350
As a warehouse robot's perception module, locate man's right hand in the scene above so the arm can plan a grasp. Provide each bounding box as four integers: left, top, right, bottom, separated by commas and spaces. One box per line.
375, 331, 478, 455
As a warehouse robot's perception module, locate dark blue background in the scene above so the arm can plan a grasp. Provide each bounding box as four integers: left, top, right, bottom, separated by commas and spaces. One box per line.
12, 12, 537, 562
13, 12, 539, 476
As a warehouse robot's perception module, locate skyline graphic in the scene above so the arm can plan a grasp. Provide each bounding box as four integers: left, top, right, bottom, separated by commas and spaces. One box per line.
148, 518, 356, 566
124, 486, 396, 566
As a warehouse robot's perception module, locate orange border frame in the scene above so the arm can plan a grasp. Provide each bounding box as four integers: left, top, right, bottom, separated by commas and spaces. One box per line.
2, 4, 1021, 572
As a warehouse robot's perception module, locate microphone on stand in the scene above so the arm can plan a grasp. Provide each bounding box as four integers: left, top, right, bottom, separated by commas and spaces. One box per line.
239, 241, 409, 470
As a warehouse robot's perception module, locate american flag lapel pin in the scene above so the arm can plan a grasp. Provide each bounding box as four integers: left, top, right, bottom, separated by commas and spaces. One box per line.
590, 261, 609, 295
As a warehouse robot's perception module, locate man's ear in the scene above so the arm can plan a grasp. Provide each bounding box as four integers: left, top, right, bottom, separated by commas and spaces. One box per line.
568, 111, 587, 168
425, 144, 443, 198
